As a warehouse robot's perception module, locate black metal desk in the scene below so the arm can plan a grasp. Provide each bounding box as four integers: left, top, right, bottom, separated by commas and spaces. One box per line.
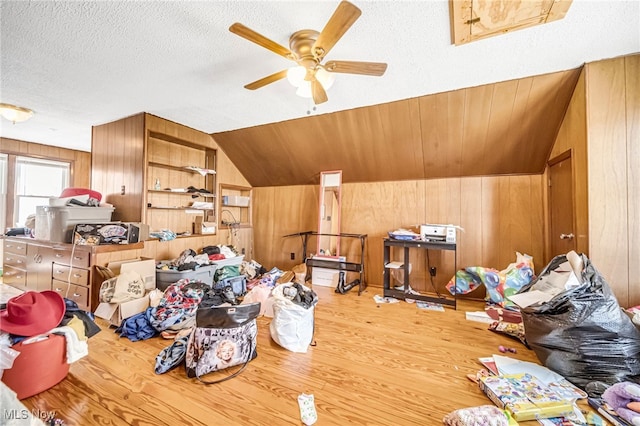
284, 231, 367, 295
383, 238, 457, 309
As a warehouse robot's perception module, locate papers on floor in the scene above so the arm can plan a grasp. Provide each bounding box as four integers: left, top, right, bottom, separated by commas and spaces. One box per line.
373, 295, 399, 304
490, 355, 587, 400
416, 301, 444, 312
465, 311, 495, 323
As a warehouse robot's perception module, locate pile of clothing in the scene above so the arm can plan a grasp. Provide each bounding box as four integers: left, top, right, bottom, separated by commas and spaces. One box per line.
157, 245, 240, 274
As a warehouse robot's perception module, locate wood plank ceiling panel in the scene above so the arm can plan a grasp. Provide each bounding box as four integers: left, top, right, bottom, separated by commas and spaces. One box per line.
507, 69, 580, 174
339, 99, 423, 183
212, 68, 582, 187
480, 78, 520, 175
419, 89, 467, 178
459, 83, 494, 176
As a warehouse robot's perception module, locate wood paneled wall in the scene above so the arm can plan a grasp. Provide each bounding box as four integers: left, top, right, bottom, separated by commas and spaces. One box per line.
585, 54, 640, 308
0, 137, 91, 188
91, 113, 146, 222
253, 174, 544, 292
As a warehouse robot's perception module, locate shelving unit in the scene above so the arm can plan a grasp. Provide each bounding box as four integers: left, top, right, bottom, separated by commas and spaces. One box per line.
284, 231, 367, 296
146, 132, 217, 235
91, 112, 254, 261
383, 238, 457, 309
219, 184, 252, 227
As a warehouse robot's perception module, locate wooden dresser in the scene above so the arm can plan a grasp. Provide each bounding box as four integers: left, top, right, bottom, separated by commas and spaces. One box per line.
2, 237, 144, 312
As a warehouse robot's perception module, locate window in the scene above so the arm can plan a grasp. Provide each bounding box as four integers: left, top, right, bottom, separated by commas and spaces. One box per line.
14, 157, 70, 227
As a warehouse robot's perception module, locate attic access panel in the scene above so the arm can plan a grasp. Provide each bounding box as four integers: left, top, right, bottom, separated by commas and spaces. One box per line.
450, 0, 572, 45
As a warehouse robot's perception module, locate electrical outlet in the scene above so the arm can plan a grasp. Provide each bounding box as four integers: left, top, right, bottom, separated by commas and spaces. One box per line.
430, 267, 437, 277
290, 252, 295, 260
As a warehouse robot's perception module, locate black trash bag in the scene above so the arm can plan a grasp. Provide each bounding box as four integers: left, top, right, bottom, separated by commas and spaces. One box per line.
520, 253, 640, 388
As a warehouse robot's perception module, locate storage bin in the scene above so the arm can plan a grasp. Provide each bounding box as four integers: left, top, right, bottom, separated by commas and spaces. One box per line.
213, 275, 247, 296
35, 205, 115, 243
155, 263, 217, 291
1, 334, 69, 399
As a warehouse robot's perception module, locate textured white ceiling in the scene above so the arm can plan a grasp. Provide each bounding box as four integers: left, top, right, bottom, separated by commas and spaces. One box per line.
1, 0, 638, 152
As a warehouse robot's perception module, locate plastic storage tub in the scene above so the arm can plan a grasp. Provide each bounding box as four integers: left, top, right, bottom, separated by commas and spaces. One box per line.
156, 263, 217, 291
35, 205, 115, 243
1, 333, 69, 399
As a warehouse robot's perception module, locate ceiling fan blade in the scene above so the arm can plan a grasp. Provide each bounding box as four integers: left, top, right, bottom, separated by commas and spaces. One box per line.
313, 1, 362, 60
230, 23, 294, 61
311, 79, 328, 105
324, 60, 388, 76
244, 69, 289, 90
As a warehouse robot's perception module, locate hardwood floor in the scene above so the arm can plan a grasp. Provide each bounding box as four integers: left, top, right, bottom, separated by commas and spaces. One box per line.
16, 285, 592, 425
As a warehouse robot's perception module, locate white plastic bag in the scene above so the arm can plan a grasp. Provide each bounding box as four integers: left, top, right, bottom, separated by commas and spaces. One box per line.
269, 283, 316, 353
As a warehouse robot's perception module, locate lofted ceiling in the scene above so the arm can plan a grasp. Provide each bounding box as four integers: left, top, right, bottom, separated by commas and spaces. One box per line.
213, 66, 583, 186
0, 1, 638, 184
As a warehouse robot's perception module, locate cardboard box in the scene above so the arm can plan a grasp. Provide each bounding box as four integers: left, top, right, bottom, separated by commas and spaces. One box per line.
194, 216, 216, 234
311, 267, 340, 287
94, 292, 150, 327
107, 257, 156, 290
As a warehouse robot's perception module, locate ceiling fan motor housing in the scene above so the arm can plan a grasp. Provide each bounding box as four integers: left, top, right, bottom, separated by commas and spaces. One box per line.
289, 29, 322, 67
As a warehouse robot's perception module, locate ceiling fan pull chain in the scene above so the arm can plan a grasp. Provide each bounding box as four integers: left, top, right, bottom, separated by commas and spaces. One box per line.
306, 98, 317, 115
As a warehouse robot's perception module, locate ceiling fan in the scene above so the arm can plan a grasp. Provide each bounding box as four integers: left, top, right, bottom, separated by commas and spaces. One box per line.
229, 0, 387, 105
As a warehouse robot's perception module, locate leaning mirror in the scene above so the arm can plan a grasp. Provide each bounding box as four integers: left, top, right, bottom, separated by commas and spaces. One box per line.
317, 170, 342, 257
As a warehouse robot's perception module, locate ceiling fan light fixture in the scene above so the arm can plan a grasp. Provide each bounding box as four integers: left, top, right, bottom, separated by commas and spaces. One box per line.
231, 1, 385, 104
315, 67, 335, 90
0, 103, 34, 123
286, 66, 307, 87
295, 81, 313, 98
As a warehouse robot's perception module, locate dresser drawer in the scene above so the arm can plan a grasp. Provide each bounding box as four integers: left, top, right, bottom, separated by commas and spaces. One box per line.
4, 253, 27, 268
51, 248, 90, 268
4, 240, 27, 255
52, 264, 90, 287
3, 265, 27, 288
51, 279, 89, 311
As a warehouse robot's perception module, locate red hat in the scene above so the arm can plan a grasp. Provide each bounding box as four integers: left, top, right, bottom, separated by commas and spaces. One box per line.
0, 291, 65, 336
